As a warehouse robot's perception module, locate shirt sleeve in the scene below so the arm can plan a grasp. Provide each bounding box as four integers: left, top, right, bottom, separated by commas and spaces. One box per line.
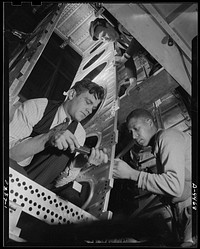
9, 98, 48, 166
124, 58, 137, 79
126, 37, 143, 58
138, 129, 186, 198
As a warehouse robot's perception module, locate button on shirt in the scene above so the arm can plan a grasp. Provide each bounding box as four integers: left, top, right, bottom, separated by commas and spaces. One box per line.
9, 98, 86, 166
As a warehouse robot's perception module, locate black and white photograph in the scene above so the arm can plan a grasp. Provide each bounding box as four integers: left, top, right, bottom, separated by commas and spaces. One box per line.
3, 2, 198, 247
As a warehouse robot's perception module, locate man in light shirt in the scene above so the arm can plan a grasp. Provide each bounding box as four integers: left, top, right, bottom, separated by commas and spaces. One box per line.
9, 79, 108, 190
113, 108, 193, 247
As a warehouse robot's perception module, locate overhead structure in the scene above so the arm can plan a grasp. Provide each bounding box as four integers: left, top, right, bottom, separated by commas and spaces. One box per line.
54, 3, 101, 56
103, 3, 197, 96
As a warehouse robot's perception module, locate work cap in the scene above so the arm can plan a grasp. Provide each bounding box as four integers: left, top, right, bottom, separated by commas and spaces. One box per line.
89, 18, 106, 41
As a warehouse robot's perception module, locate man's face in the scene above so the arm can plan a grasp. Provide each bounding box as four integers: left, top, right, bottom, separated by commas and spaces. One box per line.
127, 117, 154, 147
94, 24, 119, 42
68, 91, 101, 122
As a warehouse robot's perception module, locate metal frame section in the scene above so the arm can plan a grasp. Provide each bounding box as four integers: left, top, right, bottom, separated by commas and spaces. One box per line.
56, 3, 83, 29
54, 28, 83, 56
54, 3, 96, 56
9, 167, 97, 226
103, 3, 197, 96
9, 3, 66, 110
67, 41, 118, 220
141, 4, 191, 61
9, 41, 118, 228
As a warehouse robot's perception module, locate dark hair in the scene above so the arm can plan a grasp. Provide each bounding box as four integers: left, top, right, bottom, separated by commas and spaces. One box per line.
126, 109, 155, 124
71, 79, 105, 101
89, 18, 109, 41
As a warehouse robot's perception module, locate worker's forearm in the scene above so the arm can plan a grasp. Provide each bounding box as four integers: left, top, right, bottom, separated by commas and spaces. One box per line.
126, 37, 142, 57
9, 121, 72, 163
130, 168, 140, 182
124, 58, 137, 79
9, 132, 51, 163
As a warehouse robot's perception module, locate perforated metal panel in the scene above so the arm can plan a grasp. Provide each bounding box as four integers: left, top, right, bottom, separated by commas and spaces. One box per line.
9, 167, 97, 225
9, 22, 118, 230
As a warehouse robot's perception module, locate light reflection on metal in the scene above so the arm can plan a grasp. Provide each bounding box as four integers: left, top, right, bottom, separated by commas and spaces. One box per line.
9, 168, 97, 225
9, 41, 118, 223
68, 42, 118, 219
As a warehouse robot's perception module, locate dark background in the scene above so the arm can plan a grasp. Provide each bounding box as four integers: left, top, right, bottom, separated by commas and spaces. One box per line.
5, 2, 82, 101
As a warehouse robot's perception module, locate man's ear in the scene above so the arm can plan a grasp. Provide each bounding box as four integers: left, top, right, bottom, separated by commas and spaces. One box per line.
146, 118, 153, 126
68, 89, 76, 100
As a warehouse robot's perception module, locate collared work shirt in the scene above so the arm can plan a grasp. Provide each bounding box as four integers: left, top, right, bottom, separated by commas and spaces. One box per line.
138, 128, 191, 202
9, 98, 86, 166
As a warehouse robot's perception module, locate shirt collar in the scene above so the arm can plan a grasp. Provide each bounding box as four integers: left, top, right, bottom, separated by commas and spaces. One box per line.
149, 128, 163, 154
57, 103, 72, 124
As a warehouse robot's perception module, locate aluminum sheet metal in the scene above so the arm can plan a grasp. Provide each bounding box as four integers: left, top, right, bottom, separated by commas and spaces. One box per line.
68, 42, 118, 219
9, 167, 97, 225
9, 41, 118, 224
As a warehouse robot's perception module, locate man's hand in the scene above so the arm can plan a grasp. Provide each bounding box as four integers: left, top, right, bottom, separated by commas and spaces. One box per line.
113, 159, 140, 181
114, 55, 127, 66
113, 159, 132, 179
49, 123, 80, 152
126, 77, 137, 95
113, 158, 140, 181
115, 52, 131, 66
88, 147, 108, 166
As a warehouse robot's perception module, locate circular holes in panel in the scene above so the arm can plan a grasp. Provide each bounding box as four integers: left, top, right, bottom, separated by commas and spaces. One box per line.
9, 171, 87, 224
83, 49, 105, 70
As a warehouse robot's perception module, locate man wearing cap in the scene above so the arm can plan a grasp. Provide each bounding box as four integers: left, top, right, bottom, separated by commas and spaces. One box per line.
89, 18, 161, 95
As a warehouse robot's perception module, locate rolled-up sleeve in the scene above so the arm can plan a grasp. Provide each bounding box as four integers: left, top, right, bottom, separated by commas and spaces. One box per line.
138, 129, 186, 198
9, 98, 48, 166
